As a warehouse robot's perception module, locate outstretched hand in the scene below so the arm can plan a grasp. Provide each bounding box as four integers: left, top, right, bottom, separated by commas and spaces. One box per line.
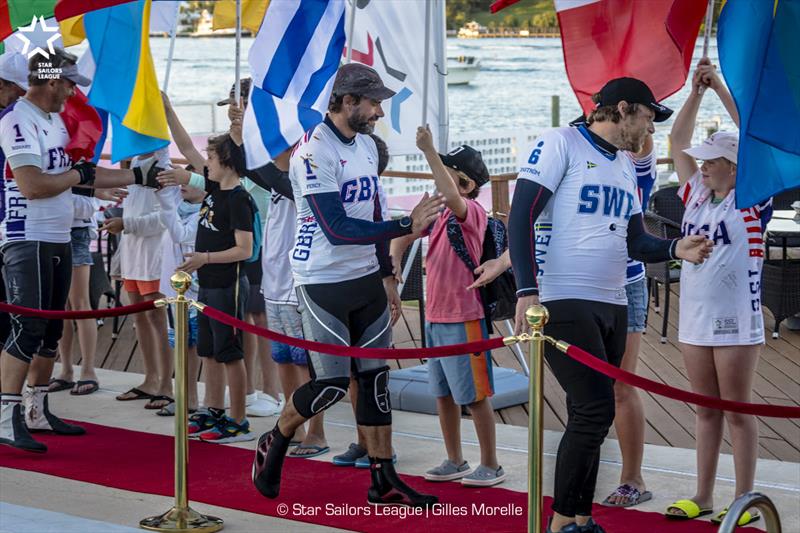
675, 235, 713, 264
409, 192, 445, 236
157, 167, 192, 188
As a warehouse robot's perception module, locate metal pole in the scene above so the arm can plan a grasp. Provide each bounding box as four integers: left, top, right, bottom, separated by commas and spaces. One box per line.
525, 304, 549, 533
161, 2, 180, 92
698, 0, 715, 95
346, 0, 357, 63
421, 0, 432, 126
433, 0, 449, 150
551, 95, 560, 127
140, 272, 223, 533
234, 0, 242, 104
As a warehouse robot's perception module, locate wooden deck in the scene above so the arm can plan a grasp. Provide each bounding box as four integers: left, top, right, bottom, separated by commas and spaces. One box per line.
72, 283, 800, 462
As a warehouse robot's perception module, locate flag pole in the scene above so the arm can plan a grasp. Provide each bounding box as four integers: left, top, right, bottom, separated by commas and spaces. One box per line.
698, 0, 715, 94
346, 0, 357, 63
421, 0, 432, 126
234, 0, 242, 103
162, 2, 180, 92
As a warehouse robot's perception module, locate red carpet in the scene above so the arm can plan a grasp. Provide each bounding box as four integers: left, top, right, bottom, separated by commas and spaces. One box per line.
0, 422, 761, 532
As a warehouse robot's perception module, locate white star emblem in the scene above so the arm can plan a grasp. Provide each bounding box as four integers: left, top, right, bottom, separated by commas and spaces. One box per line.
15, 16, 62, 60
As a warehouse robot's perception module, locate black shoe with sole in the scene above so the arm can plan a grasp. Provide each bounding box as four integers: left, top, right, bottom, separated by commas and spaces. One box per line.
252, 425, 292, 499
0, 404, 47, 453
367, 457, 438, 508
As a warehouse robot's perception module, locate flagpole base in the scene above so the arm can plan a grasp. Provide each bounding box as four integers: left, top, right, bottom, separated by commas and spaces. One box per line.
139, 506, 223, 532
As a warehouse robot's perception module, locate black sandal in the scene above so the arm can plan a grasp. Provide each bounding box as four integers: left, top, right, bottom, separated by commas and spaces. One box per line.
145, 395, 174, 410
116, 387, 154, 401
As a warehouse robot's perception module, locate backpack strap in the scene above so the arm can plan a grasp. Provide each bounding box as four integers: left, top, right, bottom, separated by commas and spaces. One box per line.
445, 213, 478, 272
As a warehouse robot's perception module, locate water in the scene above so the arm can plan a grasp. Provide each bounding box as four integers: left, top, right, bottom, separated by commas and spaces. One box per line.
95, 36, 734, 157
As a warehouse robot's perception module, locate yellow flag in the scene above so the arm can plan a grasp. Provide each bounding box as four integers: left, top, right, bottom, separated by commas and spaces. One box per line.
122, 0, 169, 141
212, 0, 269, 33
59, 15, 85, 47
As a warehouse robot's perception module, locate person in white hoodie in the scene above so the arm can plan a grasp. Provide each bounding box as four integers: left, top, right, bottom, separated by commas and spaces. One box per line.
155, 180, 205, 416
101, 149, 173, 410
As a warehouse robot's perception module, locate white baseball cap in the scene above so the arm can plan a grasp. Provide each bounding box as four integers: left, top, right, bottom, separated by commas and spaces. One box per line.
683, 131, 739, 165
0, 52, 29, 91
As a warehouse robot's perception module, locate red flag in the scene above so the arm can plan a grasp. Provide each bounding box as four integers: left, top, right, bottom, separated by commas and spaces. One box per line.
490, 0, 522, 13
61, 88, 103, 162
54, 0, 134, 21
556, 0, 707, 114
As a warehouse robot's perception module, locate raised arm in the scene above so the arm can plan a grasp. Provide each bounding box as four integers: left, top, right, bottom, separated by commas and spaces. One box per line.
162, 91, 205, 171
670, 61, 710, 185
416, 125, 467, 219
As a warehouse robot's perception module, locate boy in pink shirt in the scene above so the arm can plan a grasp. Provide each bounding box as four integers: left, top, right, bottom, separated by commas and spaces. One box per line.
391, 126, 504, 487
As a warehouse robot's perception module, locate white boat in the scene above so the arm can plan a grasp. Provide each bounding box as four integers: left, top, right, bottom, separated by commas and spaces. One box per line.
447, 56, 480, 85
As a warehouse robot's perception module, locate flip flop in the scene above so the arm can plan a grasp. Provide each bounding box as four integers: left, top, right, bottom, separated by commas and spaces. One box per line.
288, 444, 330, 459
116, 387, 154, 401
70, 380, 99, 396
601, 483, 653, 507
48, 378, 75, 393
145, 395, 174, 410
156, 402, 198, 417
710, 507, 761, 526
665, 499, 713, 520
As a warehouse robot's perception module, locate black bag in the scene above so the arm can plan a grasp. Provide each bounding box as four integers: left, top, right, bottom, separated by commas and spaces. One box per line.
446, 214, 517, 334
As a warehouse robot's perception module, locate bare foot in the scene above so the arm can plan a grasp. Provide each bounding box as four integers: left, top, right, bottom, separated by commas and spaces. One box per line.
290, 433, 328, 457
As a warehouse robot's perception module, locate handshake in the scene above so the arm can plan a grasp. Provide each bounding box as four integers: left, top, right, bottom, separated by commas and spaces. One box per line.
71, 156, 166, 191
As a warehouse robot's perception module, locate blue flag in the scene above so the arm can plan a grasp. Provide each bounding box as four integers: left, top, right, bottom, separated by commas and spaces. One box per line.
718, 0, 800, 208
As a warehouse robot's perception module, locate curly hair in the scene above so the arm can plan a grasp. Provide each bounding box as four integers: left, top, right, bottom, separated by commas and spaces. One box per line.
206, 133, 246, 176
586, 93, 642, 126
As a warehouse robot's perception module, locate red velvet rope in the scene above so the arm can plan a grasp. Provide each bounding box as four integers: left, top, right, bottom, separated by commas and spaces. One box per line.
201, 305, 505, 359
0, 301, 157, 319
564, 344, 800, 418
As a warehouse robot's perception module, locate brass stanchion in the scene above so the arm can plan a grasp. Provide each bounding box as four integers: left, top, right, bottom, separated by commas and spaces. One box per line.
140, 272, 223, 532
526, 305, 548, 533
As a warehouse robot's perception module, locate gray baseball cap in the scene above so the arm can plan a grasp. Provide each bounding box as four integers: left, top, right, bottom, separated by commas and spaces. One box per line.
0, 53, 29, 90
332, 63, 395, 101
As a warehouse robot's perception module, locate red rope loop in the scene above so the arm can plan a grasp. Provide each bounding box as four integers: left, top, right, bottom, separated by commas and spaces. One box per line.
563, 343, 800, 419
0, 300, 158, 319
200, 305, 504, 359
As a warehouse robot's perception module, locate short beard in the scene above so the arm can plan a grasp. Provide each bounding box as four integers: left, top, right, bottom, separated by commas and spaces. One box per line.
347, 110, 375, 134
619, 127, 643, 153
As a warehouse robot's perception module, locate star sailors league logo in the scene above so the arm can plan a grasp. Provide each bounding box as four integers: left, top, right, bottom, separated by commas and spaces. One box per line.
15, 16, 61, 59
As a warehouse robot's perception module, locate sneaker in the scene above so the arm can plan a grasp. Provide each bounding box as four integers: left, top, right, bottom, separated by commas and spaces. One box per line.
23, 386, 85, 435
200, 416, 255, 444
188, 408, 222, 438
424, 459, 471, 482
461, 464, 506, 487
0, 398, 46, 453
258, 391, 285, 409
332, 442, 367, 466
578, 518, 606, 533
246, 396, 281, 417
547, 520, 581, 533
355, 450, 396, 469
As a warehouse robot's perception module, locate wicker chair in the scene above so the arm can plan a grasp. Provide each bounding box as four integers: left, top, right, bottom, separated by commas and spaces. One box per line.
643, 211, 682, 343
761, 259, 800, 339
648, 185, 685, 227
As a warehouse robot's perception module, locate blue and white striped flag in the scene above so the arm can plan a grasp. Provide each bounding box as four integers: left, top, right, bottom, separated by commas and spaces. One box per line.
243, 0, 346, 169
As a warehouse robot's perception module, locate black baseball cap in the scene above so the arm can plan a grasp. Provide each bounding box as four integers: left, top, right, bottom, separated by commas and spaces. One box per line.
440, 145, 490, 188
217, 77, 252, 106
591, 77, 673, 122
332, 63, 395, 101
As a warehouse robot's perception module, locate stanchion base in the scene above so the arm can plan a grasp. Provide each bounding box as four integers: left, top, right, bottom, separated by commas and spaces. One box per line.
140, 506, 223, 532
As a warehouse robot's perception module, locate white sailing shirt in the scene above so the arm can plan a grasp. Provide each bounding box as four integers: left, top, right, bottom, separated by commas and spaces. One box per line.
0, 98, 73, 244
262, 191, 298, 305
517, 126, 642, 305
288, 121, 380, 285
677, 171, 771, 346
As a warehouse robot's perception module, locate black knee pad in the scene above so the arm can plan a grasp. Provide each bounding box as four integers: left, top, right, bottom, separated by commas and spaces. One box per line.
292, 377, 349, 419
355, 366, 392, 426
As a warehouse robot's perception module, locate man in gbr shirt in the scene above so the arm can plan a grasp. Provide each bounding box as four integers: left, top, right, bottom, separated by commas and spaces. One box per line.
0, 50, 162, 453
252, 63, 443, 507
508, 78, 714, 533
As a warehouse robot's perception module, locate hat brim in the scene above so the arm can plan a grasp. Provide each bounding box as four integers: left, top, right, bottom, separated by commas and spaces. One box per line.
683, 145, 737, 164
63, 72, 91, 87
438, 153, 489, 188
362, 86, 396, 101
216, 98, 232, 106
647, 102, 673, 122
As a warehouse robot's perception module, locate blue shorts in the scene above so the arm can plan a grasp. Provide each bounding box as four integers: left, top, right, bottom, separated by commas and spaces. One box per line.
168, 307, 198, 348
625, 277, 648, 333
266, 302, 308, 365
425, 320, 494, 406
70, 227, 94, 267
